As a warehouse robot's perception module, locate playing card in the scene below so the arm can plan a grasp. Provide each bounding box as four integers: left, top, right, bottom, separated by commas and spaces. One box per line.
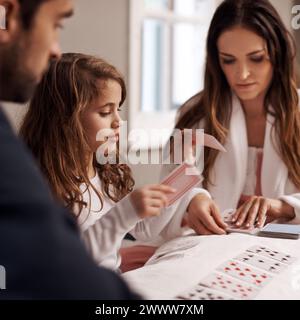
176, 284, 234, 300
199, 272, 259, 299
204, 134, 227, 152
247, 245, 297, 265
222, 209, 262, 235
217, 260, 272, 287
226, 223, 261, 235
235, 252, 287, 274
258, 223, 300, 239
160, 162, 202, 206
180, 131, 226, 152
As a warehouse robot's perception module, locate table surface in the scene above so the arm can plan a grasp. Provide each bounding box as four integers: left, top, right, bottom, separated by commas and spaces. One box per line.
122, 233, 300, 300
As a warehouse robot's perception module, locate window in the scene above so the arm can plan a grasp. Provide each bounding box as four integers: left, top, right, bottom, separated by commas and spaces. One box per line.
129, 0, 216, 148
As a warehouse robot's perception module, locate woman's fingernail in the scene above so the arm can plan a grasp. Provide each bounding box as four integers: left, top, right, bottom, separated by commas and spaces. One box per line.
246, 223, 250, 228
236, 221, 241, 226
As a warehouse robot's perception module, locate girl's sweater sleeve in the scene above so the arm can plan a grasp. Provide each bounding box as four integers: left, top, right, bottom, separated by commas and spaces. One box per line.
81, 194, 141, 270
129, 187, 210, 241
81, 187, 210, 269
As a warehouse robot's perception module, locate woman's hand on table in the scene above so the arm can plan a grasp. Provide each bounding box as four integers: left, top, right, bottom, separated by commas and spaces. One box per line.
230, 196, 295, 228
186, 194, 228, 235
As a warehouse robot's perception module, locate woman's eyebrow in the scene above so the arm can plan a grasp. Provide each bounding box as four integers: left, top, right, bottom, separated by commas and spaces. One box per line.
246, 49, 265, 56
219, 49, 265, 57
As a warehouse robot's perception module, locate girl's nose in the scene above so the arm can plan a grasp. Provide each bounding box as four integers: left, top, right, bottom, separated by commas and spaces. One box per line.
111, 121, 120, 129
112, 118, 123, 129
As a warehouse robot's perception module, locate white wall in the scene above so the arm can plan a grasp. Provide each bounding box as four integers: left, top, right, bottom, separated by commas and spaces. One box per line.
60, 0, 130, 101
293, 0, 300, 80
271, 0, 293, 30
2, 0, 131, 130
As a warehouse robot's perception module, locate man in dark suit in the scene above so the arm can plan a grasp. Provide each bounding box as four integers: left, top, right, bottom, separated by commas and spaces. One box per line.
0, 0, 138, 299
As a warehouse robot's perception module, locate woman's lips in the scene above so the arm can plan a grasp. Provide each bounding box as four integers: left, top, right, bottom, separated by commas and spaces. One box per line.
236, 83, 257, 89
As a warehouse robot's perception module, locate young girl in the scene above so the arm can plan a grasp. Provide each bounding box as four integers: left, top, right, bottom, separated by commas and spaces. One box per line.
20, 53, 210, 271
161, 0, 300, 235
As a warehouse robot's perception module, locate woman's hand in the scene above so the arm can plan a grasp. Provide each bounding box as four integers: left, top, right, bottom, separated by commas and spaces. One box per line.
231, 196, 295, 228
130, 184, 176, 218
185, 194, 228, 235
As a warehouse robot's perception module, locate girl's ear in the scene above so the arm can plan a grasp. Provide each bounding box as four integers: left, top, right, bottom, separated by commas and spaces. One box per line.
0, 0, 20, 44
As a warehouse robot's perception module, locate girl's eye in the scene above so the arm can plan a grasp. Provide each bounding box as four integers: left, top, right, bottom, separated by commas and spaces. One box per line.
250, 56, 264, 63
99, 112, 111, 117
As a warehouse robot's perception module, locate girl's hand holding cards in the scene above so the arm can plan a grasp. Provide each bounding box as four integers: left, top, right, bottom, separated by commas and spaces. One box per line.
130, 185, 176, 218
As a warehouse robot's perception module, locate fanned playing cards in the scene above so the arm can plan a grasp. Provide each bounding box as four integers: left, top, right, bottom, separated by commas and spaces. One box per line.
175, 245, 297, 300
161, 133, 226, 206
160, 162, 202, 206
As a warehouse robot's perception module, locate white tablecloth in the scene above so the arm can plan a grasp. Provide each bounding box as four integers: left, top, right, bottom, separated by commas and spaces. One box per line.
122, 233, 300, 299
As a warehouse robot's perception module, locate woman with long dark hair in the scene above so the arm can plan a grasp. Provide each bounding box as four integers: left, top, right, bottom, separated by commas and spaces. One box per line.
162, 0, 300, 235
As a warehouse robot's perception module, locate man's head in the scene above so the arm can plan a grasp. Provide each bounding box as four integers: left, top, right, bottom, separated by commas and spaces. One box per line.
0, 0, 73, 102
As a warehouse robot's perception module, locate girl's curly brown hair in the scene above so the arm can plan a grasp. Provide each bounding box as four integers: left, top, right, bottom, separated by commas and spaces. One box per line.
20, 53, 134, 219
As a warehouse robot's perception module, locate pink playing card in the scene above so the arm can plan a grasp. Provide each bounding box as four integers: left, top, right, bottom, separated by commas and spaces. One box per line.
222, 209, 262, 235
199, 272, 259, 299
160, 162, 202, 206
203, 134, 227, 152
217, 260, 272, 288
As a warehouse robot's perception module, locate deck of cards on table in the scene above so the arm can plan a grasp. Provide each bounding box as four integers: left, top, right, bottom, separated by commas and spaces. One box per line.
222, 209, 264, 235
258, 223, 300, 239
